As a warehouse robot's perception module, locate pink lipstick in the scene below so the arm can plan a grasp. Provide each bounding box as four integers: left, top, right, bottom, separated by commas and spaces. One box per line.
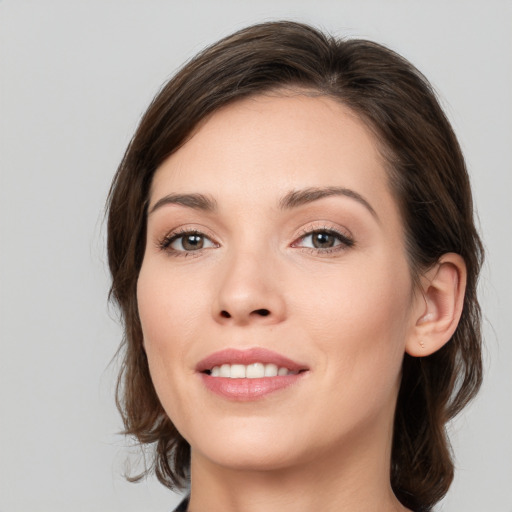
196, 348, 309, 401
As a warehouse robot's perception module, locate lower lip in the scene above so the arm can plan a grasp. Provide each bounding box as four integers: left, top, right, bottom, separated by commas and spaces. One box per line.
200, 373, 307, 401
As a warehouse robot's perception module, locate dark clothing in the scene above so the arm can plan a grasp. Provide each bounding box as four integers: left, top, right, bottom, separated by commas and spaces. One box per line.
172, 495, 189, 512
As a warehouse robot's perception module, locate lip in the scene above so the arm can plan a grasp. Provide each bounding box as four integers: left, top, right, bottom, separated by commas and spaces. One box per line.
196, 348, 309, 401
195, 347, 308, 373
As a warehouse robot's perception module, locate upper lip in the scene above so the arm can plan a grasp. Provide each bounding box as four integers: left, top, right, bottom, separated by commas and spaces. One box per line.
196, 348, 309, 373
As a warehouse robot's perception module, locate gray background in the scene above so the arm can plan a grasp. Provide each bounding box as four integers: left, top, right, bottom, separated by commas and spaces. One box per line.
0, 1, 511, 511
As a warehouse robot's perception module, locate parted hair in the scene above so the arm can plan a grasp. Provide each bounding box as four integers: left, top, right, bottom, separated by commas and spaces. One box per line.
107, 21, 484, 512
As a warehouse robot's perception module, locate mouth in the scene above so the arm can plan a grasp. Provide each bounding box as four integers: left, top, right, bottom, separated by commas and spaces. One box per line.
204, 362, 304, 378
196, 348, 309, 400
196, 347, 309, 376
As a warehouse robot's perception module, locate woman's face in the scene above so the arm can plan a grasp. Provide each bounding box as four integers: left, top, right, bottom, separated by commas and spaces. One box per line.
137, 93, 420, 472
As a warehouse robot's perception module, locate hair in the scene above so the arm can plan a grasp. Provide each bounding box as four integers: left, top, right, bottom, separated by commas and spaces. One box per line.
107, 20, 484, 512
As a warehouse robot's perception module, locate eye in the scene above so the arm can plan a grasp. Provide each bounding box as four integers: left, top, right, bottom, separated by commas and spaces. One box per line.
160, 230, 217, 253
294, 229, 354, 252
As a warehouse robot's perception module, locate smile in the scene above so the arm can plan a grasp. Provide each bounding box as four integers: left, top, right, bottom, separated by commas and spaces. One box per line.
196, 348, 309, 400
207, 363, 300, 378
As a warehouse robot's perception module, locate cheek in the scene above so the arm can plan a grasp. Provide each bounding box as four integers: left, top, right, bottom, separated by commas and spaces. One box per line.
286, 266, 412, 448
299, 257, 412, 391
137, 260, 205, 347
136, 261, 203, 420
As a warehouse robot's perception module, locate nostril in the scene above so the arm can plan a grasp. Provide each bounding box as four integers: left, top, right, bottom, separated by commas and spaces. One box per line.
218, 309, 271, 319
254, 309, 270, 316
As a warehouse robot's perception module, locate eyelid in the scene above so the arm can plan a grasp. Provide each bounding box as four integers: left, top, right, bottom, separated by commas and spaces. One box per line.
156, 225, 220, 256
155, 222, 354, 257
291, 224, 355, 252
170, 232, 216, 251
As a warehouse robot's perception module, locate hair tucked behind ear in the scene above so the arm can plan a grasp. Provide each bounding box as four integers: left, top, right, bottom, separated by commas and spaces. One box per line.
106, 20, 483, 510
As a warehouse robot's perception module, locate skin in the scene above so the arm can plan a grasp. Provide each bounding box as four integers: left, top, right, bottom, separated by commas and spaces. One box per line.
137, 93, 428, 512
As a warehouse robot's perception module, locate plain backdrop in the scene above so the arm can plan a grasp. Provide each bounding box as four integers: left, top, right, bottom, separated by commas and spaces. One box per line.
1, 1, 511, 511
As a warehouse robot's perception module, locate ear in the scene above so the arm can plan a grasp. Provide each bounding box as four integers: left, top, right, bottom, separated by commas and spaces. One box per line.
406, 253, 467, 357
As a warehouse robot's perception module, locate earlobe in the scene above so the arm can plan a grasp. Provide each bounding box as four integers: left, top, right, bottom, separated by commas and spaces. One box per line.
406, 253, 467, 357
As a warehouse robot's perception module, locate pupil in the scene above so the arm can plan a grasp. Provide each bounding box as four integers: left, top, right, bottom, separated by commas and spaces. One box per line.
313, 232, 334, 248
183, 234, 203, 250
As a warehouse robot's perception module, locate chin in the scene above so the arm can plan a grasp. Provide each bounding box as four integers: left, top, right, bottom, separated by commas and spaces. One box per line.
189, 418, 308, 471
196, 443, 300, 472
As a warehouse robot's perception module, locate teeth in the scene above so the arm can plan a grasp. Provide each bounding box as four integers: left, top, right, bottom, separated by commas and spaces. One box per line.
246, 362, 264, 378
209, 363, 296, 378
230, 364, 246, 378
264, 363, 278, 377
219, 364, 231, 377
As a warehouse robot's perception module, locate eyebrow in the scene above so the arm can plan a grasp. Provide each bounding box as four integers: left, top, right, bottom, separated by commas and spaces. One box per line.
279, 186, 378, 220
149, 186, 378, 220
149, 193, 218, 214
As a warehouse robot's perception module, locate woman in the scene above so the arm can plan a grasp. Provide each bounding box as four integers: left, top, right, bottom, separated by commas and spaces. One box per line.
107, 21, 483, 512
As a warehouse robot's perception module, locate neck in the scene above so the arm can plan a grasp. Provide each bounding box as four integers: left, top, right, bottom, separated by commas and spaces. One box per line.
187, 420, 409, 512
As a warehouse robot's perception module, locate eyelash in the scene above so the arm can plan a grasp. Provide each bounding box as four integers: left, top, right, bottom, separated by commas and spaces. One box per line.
158, 228, 215, 258
157, 226, 354, 258
293, 227, 355, 254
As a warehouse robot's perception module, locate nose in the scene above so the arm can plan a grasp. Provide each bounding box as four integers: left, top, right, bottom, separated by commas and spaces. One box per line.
212, 248, 287, 326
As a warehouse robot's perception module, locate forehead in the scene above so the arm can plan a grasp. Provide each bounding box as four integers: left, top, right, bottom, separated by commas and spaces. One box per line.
150, 93, 393, 216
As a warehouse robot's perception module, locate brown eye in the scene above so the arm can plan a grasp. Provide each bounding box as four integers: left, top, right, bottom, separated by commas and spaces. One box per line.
165, 231, 216, 252
311, 231, 337, 249
180, 234, 204, 251
295, 229, 354, 252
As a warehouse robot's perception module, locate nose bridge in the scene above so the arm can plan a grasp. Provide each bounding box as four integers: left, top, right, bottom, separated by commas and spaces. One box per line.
213, 237, 286, 325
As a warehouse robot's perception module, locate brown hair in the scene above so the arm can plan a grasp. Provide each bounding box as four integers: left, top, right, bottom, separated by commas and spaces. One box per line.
107, 21, 484, 512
